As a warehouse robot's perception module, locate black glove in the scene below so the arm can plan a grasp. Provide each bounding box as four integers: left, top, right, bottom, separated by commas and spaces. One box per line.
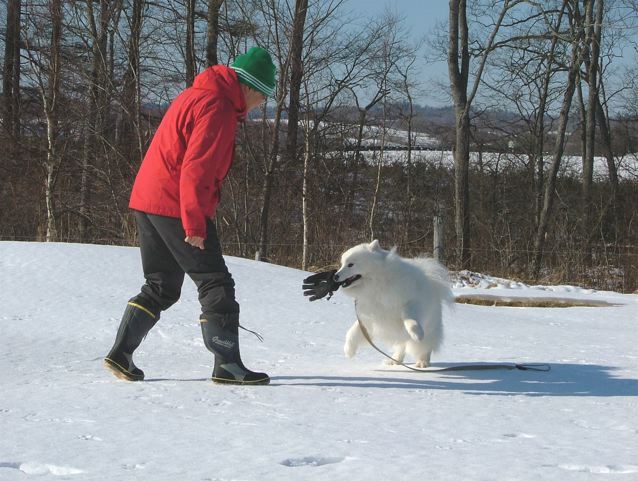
302, 269, 341, 301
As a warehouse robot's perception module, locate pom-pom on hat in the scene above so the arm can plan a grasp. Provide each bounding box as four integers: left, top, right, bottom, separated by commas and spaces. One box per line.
231, 47, 276, 98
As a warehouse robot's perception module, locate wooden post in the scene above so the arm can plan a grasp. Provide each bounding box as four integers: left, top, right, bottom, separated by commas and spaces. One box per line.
433, 215, 444, 263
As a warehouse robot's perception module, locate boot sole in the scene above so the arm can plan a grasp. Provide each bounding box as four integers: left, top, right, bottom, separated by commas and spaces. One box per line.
212, 376, 270, 386
103, 358, 144, 382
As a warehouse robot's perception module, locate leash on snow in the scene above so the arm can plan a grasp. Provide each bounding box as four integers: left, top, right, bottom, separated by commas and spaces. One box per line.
354, 305, 551, 374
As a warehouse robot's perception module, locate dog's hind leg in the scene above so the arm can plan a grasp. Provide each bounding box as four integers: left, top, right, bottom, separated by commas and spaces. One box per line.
414, 351, 431, 368
384, 343, 406, 365
344, 321, 365, 358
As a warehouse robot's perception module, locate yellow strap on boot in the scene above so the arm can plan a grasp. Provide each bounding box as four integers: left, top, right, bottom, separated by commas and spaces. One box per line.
127, 302, 156, 319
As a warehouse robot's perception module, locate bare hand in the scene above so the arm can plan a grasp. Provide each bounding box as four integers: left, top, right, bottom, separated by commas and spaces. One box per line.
185, 236, 205, 250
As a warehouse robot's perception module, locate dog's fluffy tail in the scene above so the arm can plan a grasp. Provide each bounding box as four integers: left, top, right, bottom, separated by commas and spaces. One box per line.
415, 257, 455, 306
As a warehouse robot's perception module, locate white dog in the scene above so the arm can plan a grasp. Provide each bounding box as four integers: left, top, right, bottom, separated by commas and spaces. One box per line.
334, 240, 453, 368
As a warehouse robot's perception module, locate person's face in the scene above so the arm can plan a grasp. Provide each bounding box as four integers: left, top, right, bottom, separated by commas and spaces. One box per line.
242, 85, 266, 113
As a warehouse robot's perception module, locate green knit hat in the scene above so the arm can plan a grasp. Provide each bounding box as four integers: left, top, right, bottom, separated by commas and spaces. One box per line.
231, 47, 276, 98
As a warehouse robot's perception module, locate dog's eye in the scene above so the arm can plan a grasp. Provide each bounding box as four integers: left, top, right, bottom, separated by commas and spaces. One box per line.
348, 263, 354, 268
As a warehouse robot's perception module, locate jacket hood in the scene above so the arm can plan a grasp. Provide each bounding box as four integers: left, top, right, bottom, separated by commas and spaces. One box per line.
192, 65, 246, 120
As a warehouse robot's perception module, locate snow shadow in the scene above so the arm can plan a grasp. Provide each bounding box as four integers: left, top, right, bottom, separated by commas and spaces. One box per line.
144, 377, 209, 382
272, 363, 638, 397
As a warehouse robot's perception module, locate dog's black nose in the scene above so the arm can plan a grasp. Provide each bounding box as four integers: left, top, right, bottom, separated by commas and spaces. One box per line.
333, 273, 340, 282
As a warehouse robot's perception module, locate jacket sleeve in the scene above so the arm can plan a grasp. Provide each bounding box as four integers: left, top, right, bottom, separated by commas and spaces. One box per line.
179, 99, 236, 239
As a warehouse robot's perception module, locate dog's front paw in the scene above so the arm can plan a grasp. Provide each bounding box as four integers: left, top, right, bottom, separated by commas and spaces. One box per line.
344, 341, 357, 358
404, 319, 424, 341
415, 360, 429, 368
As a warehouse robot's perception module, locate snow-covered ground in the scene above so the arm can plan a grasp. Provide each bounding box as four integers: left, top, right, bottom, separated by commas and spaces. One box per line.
1, 241, 637, 481
265, 116, 638, 181
357, 149, 638, 181
344, 125, 440, 149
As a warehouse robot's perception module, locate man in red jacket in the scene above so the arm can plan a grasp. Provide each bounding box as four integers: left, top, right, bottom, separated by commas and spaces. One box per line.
104, 47, 276, 385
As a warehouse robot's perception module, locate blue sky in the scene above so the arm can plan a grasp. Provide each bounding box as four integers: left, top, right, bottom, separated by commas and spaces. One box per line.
344, 0, 451, 106
345, 0, 449, 35
342, 0, 638, 112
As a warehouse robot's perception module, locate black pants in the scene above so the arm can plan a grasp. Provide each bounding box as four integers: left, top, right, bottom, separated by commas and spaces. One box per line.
131, 211, 239, 320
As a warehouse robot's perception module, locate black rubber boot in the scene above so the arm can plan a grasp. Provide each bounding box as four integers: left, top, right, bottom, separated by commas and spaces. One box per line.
104, 301, 158, 381
200, 314, 269, 385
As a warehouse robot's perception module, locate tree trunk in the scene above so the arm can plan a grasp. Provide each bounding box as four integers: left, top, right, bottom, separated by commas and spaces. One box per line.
284, 0, 309, 168
369, 98, 388, 241
595, 93, 619, 249
185, 0, 196, 86
120, 0, 143, 161
257, 74, 287, 261
44, 0, 62, 241
301, 115, 311, 270
582, 0, 602, 267
595, 97, 618, 191
533, 1, 568, 228
257, 167, 275, 261
80, 0, 110, 241
433, 215, 444, 263
533, 24, 583, 278
447, 0, 512, 268
206, 0, 224, 66
399, 63, 415, 244
346, 97, 384, 219
345, 108, 367, 218
3, 0, 22, 140
448, 0, 471, 267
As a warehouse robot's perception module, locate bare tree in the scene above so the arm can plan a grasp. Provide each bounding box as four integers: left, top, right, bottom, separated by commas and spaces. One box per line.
533, 2, 586, 278
481, 1, 569, 231
79, 0, 114, 241
2, 0, 22, 141
395, 56, 419, 245
530, 2, 569, 229
595, 88, 620, 242
206, 0, 225, 66
345, 89, 385, 218
283, 0, 308, 167
119, 0, 144, 161
185, 0, 196, 86
343, 15, 402, 219
23, 0, 63, 241
252, 0, 341, 262
295, 0, 345, 268
580, 0, 604, 265
368, 12, 414, 241
254, 0, 290, 262
301, 86, 312, 270
447, 0, 522, 268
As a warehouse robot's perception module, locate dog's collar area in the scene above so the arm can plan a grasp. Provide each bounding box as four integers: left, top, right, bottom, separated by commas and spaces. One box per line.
342, 274, 361, 288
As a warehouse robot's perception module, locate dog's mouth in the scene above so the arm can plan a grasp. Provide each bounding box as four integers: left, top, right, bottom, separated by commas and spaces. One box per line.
341, 274, 362, 288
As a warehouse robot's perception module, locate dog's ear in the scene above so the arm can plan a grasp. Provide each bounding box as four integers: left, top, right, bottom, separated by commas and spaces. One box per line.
369, 239, 381, 251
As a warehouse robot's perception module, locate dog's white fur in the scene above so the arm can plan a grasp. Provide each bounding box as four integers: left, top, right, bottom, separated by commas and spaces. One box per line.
335, 240, 453, 368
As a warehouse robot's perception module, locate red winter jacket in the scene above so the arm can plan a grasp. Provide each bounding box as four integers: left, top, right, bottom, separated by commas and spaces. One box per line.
129, 65, 246, 239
